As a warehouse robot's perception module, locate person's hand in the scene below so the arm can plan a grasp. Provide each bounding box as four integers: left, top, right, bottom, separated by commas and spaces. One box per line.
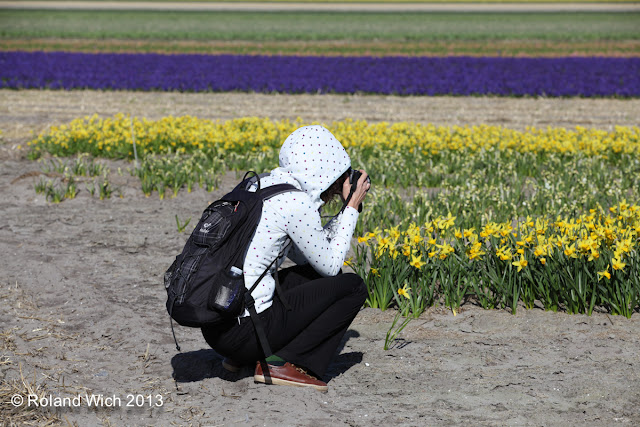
342, 169, 370, 210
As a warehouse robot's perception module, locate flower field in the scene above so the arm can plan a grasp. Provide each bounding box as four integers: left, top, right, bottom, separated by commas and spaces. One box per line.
27, 115, 640, 317
3, 4, 640, 426
2, 51, 639, 96
351, 202, 639, 319
4, 2, 640, 319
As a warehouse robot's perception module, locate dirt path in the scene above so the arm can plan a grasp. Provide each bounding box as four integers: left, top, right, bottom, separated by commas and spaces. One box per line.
3, 38, 640, 57
2, 1, 639, 12
1, 91, 639, 426
2, 90, 639, 146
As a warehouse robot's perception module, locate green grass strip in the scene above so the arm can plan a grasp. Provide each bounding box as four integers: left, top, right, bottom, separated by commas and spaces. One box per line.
1, 10, 638, 41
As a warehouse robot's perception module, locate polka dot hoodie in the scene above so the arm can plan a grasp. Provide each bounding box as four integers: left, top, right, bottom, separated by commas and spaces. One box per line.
241, 125, 359, 316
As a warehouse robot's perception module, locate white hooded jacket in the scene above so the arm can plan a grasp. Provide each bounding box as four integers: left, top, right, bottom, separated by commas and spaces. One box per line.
241, 125, 359, 316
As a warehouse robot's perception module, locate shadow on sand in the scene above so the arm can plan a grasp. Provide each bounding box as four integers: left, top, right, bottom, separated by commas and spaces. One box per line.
171, 329, 363, 383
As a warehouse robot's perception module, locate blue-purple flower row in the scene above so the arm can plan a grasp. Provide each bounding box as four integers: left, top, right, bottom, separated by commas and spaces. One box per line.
1, 51, 638, 97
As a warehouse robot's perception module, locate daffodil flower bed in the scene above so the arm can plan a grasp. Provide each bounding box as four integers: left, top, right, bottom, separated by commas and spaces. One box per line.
27, 115, 640, 208
28, 114, 640, 224
27, 115, 640, 316
349, 201, 640, 318
28, 115, 640, 162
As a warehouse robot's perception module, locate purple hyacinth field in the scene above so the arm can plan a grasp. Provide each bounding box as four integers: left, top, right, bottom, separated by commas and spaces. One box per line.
1, 51, 638, 97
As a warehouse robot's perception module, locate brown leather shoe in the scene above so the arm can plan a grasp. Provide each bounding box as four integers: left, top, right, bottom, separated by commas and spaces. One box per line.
254, 361, 328, 392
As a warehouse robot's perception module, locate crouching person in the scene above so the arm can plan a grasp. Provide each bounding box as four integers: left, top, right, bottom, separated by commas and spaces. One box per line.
201, 125, 370, 392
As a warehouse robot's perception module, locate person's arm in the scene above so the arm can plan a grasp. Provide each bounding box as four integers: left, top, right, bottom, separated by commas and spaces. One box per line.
286, 241, 309, 265
274, 170, 370, 275
288, 208, 353, 265
321, 168, 371, 243
269, 194, 359, 277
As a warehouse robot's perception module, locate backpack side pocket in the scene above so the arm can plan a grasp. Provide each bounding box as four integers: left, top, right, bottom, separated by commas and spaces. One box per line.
208, 267, 245, 316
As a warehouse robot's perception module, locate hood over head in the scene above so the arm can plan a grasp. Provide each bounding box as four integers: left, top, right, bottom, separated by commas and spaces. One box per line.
270, 125, 351, 210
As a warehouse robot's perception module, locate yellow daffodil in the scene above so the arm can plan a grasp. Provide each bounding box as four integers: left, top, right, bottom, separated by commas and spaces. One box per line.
467, 241, 485, 260
480, 223, 497, 238
378, 236, 391, 248
499, 224, 513, 237
387, 226, 401, 241
410, 254, 426, 269
357, 235, 370, 244
611, 257, 626, 271
436, 243, 455, 260
525, 216, 534, 228
564, 243, 578, 259
402, 244, 412, 257
533, 244, 547, 258
496, 245, 512, 261
462, 229, 476, 241
615, 239, 632, 255
435, 213, 456, 230
597, 267, 611, 281
512, 255, 528, 272
398, 283, 411, 299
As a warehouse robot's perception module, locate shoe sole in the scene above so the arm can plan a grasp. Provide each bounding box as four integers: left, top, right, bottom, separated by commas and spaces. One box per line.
254, 374, 328, 392
222, 360, 241, 373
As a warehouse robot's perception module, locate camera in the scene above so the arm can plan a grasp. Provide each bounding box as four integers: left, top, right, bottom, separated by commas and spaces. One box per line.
348, 167, 371, 194
347, 168, 371, 213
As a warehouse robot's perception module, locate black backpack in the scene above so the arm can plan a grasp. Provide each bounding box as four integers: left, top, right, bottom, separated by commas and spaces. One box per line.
164, 172, 299, 353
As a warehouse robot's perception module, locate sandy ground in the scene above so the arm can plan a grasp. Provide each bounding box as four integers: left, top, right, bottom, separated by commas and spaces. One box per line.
2, 91, 640, 143
1, 91, 640, 426
2, 1, 640, 12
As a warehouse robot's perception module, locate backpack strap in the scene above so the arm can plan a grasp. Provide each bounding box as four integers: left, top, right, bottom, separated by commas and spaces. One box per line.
244, 254, 278, 357
244, 181, 301, 358
242, 170, 261, 191
257, 183, 299, 311
258, 183, 300, 200
244, 242, 291, 358
273, 266, 290, 310
244, 184, 300, 358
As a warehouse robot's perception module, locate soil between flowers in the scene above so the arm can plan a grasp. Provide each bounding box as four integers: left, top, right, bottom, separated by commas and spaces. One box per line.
3, 38, 640, 57
1, 91, 639, 426
2, 90, 640, 144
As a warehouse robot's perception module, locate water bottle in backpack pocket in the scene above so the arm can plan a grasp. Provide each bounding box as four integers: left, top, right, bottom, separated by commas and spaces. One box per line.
209, 266, 244, 313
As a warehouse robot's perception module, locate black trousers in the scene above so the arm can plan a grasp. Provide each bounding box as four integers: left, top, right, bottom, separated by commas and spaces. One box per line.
201, 265, 367, 379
